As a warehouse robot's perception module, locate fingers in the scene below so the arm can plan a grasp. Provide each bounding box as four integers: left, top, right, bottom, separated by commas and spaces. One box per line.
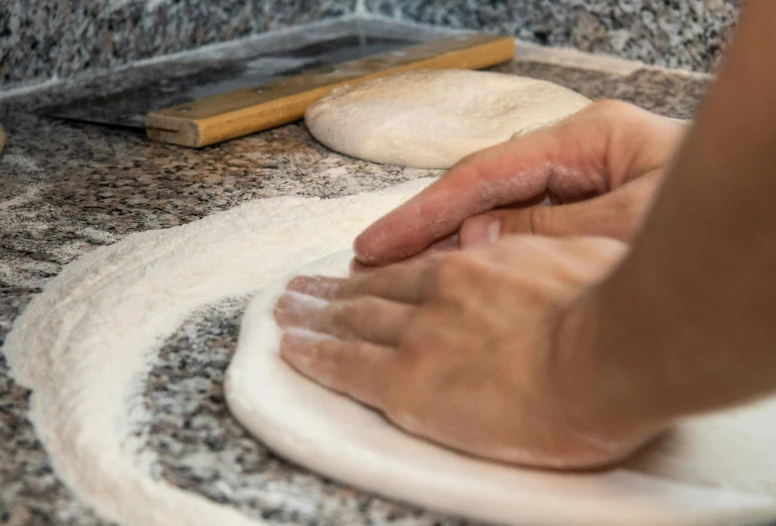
288, 254, 443, 305
286, 275, 340, 300
280, 329, 394, 408
350, 235, 459, 274
354, 101, 686, 267
459, 171, 661, 246
275, 291, 416, 346
277, 263, 426, 411
276, 257, 434, 416
354, 127, 566, 265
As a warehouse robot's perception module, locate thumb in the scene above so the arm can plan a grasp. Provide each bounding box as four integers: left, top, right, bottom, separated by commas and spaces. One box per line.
459, 173, 659, 247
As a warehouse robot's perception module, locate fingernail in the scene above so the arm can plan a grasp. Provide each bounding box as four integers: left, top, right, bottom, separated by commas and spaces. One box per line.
286, 275, 339, 300
274, 291, 327, 326
461, 215, 501, 248
353, 230, 380, 264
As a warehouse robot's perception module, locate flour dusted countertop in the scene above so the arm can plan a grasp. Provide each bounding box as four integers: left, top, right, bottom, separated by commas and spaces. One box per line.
0, 53, 708, 525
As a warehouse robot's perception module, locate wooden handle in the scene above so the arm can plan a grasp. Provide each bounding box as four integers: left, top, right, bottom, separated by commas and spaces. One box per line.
146, 34, 515, 148
0, 124, 5, 154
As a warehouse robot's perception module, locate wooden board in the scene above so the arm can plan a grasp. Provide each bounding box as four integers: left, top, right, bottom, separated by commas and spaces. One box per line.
145, 34, 515, 148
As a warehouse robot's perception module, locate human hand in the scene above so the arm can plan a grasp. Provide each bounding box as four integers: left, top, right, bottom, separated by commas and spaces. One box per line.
275, 236, 664, 469
355, 100, 687, 266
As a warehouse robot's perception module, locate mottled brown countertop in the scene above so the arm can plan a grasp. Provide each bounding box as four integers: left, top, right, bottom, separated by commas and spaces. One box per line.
0, 33, 710, 526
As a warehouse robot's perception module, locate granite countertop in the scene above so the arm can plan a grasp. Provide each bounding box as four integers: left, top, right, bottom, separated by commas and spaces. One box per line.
4, 0, 738, 92
0, 35, 710, 526
364, 0, 741, 73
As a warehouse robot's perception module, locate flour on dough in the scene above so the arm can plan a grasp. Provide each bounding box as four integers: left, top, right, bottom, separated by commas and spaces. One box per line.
304, 69, 591, 169
5, 170, 776, 526
2, 178, 436, 526
226, 250, 776, 526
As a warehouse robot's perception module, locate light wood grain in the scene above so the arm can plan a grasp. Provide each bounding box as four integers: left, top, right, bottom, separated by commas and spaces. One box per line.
146, 34, 515, 148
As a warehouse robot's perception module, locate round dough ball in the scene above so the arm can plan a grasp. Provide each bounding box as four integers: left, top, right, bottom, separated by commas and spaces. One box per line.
305, 69, 591, 169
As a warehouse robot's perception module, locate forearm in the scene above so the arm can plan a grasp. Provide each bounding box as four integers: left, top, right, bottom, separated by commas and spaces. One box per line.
564, 0, 776, 429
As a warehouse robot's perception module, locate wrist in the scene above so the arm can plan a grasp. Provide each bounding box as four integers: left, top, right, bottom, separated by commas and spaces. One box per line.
551, 281, 671, 442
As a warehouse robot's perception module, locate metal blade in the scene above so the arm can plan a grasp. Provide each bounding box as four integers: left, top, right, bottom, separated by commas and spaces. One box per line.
42, 34, 415, 129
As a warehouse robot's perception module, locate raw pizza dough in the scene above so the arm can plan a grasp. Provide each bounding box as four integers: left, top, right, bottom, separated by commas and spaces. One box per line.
4, 171, 775, 526
304, 69, 591, 169
226, 250, 776, 526
3, 178, 435, 526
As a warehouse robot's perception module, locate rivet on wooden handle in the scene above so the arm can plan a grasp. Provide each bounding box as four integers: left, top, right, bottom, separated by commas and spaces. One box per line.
146, 34, 515, 148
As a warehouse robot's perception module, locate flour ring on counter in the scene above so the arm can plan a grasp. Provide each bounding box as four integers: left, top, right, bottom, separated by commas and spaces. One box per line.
2, 178, 436, 526
227, 248, 776, 526
304, 69, 591, 169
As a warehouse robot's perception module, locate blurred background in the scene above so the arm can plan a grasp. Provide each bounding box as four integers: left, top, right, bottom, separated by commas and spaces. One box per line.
2, 0, 741, 92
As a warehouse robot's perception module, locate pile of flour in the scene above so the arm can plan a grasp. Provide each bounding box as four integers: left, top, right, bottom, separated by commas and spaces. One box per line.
2, 178, 434, 526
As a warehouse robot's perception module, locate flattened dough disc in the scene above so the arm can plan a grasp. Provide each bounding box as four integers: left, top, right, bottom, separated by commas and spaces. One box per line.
226, 250, 776, 526
304, 70, 591, 169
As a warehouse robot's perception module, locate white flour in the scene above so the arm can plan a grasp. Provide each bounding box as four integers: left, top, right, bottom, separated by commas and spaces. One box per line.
6, 174, 776, 526
2, 178, 433, 526
226, 255, 776, 526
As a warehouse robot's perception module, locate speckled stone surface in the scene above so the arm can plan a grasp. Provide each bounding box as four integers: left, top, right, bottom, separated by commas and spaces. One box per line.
3, 0, 742, 92
1, 0, 356, 90
365, 0, 741, 72
0, 36, 712, 526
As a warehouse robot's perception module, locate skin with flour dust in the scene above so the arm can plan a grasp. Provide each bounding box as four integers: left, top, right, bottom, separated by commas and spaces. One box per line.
6, 4, 776, 525
274, 0, 776, 470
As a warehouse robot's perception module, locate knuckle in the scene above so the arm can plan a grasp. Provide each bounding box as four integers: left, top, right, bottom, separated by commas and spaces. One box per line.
327, 339, 363, 374
315, 337, 339, 362
334, 297, 372, 332
397, 336, 432, 369
398, 321, 446, 375
427, 254, 474, 295
308, 339, 344, 384
335, 275, 363, 299
583, 99, 667, 137
438, 252, 473, 278
331, 303, 356, 334
397, 312, 428, 351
